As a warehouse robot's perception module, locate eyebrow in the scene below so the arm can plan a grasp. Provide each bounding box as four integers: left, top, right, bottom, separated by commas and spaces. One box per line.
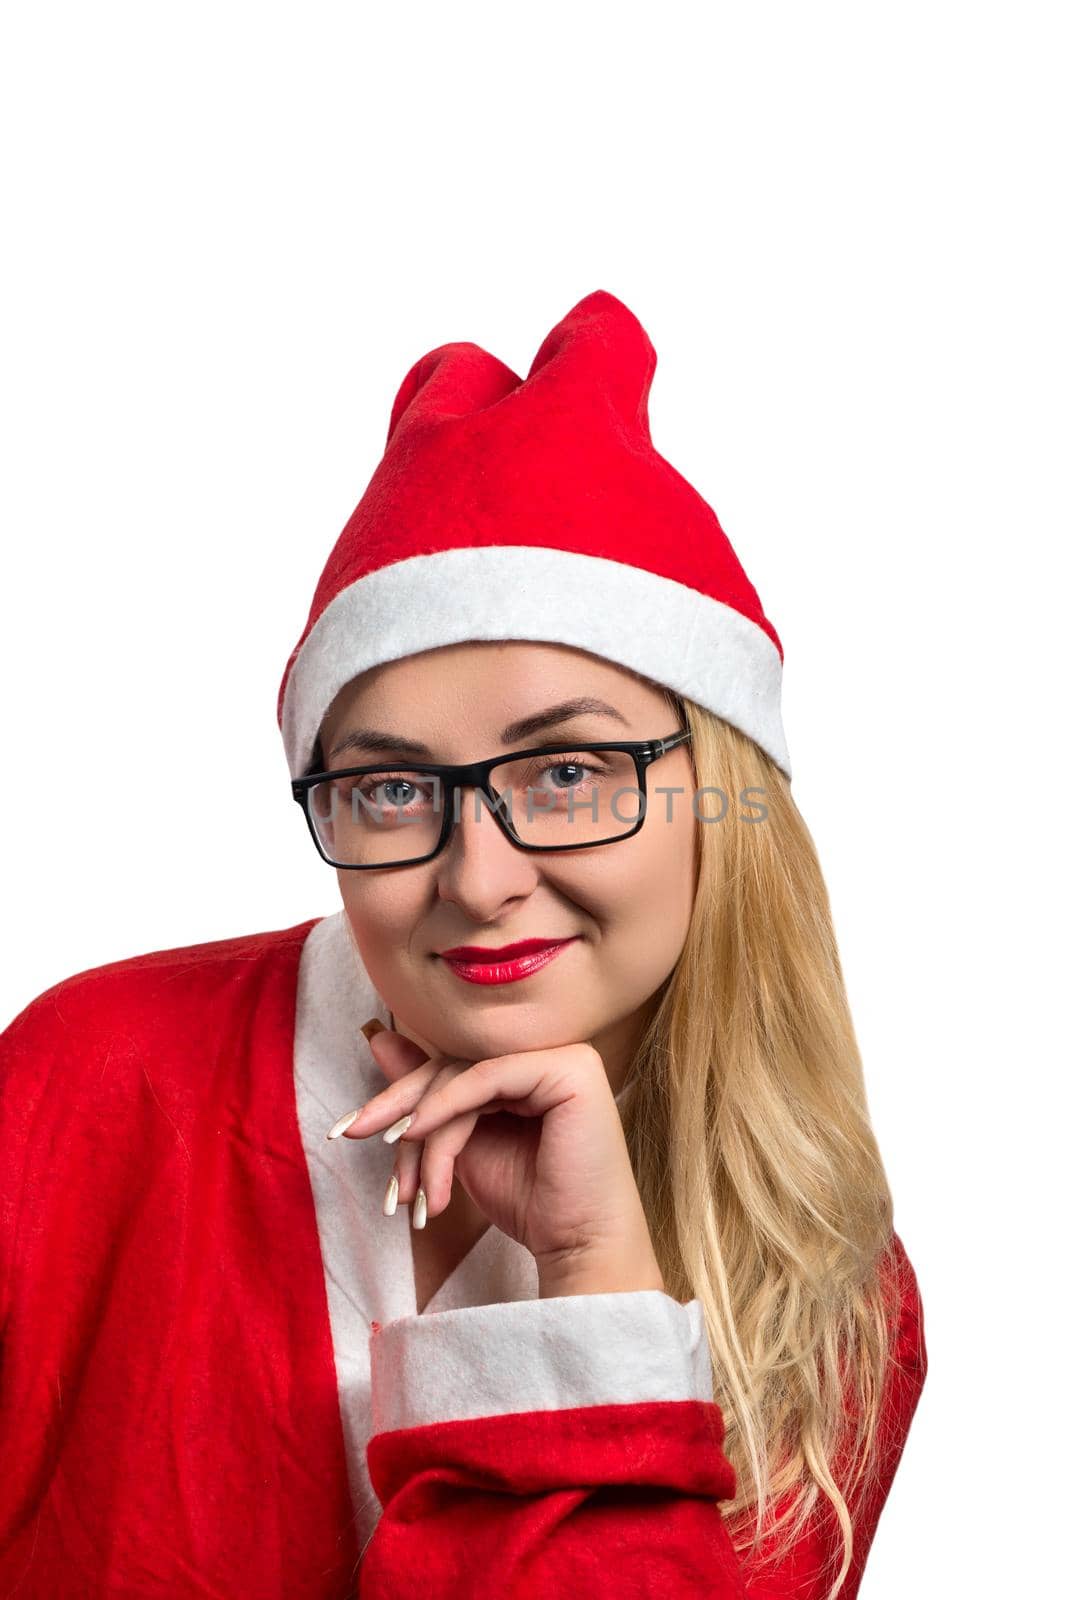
325, 697, 632, 763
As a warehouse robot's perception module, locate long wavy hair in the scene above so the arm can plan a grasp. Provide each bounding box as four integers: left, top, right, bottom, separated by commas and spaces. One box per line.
622, 688, 903, 1600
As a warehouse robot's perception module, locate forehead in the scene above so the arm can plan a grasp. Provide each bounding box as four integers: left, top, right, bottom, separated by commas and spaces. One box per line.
320, 641, 673, 744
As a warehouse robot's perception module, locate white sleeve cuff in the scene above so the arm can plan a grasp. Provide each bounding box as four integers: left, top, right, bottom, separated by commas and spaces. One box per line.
369, 1289, 714, 1435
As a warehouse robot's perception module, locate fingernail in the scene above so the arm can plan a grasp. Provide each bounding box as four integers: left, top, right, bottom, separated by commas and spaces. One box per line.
383, 1173, 399, 1217
413, 1187, 427, 1230
326, 1107, 362, 1140
361, 1018, 386, 1042
382, 1113, 414, 1145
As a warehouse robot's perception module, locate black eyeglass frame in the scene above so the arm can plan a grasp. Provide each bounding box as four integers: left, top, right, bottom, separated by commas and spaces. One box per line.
291, 727, 694, 870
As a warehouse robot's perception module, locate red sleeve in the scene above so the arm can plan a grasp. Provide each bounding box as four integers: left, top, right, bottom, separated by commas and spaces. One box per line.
735, 1234, 929, 1599
360, 1288, 749, 1597
359, 1238, 926, 1600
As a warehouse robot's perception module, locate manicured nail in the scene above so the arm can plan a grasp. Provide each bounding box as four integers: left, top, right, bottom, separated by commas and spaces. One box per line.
412, 1187, 427, 1230
361, 1018, 385, 1042
382, 1113, 414, 1144
326, 1107, 362, 1140
383, 1173, 399, 1217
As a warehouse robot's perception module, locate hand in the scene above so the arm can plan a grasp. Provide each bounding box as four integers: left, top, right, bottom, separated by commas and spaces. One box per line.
331, 1027, 666, 1293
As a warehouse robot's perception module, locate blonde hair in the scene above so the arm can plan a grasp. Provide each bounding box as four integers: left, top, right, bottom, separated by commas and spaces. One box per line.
622, 690, 904, 1599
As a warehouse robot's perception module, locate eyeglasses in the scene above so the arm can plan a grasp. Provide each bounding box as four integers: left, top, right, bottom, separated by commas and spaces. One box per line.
291, 728, 693, 870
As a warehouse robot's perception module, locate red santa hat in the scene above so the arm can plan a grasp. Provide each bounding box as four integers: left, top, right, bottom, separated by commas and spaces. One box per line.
277, 288, 790, 781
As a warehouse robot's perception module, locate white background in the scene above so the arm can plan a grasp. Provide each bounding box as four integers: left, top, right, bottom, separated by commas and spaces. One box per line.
2, 4, 1063, 1592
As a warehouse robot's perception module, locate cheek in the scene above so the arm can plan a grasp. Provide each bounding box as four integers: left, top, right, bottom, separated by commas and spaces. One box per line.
337, 876, 424, 954
624, 804, 698, 940
558, 803, 697, 945
642, 779, 697, 865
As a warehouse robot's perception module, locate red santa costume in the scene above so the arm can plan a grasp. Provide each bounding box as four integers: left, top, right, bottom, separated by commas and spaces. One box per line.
0, 290, 926, 1598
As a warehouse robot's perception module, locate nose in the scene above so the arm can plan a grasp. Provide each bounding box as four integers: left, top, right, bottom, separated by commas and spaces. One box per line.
432, 783, 541, 912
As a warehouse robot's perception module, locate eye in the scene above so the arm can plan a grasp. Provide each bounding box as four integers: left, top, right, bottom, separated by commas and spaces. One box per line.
536, 759, 591, 790
354, 772, 435, 810
319, 771, 439, 815
524, 753, 611, 791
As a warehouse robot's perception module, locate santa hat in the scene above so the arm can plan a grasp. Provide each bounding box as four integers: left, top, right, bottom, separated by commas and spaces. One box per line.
277, 289, 790, 781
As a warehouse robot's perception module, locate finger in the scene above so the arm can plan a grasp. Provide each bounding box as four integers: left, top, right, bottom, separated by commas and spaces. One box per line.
391, 1060, 469, 1212
341, 1033, 477, 1139
387, 1133, 424, 1211
396, 1048, 595, 1143
366, 1026, 432, 1084
335, 1053, 441, 1139
417, 1105, 482, 1220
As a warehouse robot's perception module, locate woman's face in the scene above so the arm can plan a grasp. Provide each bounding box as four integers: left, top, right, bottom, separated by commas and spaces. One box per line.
318, 641, 699, 1094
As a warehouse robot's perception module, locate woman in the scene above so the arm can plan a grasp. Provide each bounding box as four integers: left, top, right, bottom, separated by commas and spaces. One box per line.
0, 290, 926, 1599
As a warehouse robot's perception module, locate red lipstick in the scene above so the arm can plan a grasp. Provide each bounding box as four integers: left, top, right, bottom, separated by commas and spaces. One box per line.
437, 936, 579, 986
439, 938, 571, 960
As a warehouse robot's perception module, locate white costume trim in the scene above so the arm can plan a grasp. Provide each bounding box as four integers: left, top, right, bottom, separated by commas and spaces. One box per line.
280, 546, 791, 782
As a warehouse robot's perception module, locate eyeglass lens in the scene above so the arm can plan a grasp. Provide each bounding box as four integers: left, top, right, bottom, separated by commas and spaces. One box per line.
307, 748, 645, 866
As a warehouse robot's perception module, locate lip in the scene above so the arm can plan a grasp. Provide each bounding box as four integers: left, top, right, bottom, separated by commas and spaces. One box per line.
437, 936, 579, 986
438, 938, 575, 961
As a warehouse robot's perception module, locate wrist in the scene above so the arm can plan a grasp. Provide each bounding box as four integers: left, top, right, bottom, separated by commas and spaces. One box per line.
536, 1245, 667, 1300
